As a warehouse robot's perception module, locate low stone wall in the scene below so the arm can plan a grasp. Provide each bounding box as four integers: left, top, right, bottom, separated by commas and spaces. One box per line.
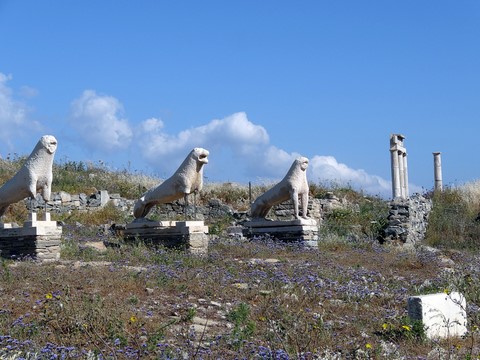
27, 190, 135, 213
25, 190, 328, 224
380, 194, 432, 244
26, 189, 439, 245
255, 193, 349, 223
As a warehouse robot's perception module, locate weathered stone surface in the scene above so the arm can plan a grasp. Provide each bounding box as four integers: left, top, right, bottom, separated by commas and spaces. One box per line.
390, 134, 409, 199
408, 292, 467, 339
0, 213, 62, 261
57, 191, 72, 203
380, 194, 432, 244
124, 220, 209, 255
243, 218, 318, 246
27, 190, 136, 214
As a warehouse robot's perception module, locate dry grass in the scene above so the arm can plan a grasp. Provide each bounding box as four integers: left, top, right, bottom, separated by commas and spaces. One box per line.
458, 180, 480, 214
1, 158, 480, 358
0, 232, 478, 359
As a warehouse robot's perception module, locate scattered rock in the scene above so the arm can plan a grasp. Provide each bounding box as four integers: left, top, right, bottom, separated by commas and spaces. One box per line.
210, 301, 222, 308
83, 241, 107, 252
145, 288, 154, 295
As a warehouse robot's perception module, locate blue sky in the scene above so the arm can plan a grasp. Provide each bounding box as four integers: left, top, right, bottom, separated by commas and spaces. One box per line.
1, 1, 479, 198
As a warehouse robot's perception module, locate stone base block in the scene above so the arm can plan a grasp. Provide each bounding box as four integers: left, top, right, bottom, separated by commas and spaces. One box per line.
408, 292, 467, 339
0, 213, 62, 261
243, 218, 318, 247
124, 219, 209, 255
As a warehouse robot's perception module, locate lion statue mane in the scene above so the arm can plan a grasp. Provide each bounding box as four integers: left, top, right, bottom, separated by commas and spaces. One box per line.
251, 156, 310, 220
0, 135, 58, 217
133, 147, 209, 219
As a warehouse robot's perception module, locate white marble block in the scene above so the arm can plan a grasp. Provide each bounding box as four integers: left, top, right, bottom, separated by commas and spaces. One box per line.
408, 292, 467, 339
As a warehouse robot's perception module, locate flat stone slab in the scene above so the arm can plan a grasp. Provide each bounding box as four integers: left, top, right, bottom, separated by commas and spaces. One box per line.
243, 219, 318, 246
0, 223, 18, 229
124, 219, 209, 255
244, 218, 318, 228
126, 218, 177, 229
408, 292, 467, 339
126, 219, 208, 233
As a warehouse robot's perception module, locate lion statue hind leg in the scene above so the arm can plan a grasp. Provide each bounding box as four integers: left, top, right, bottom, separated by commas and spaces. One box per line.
300, 192, 309, 219
133, 198, 148, 219
0, 205, 8, 218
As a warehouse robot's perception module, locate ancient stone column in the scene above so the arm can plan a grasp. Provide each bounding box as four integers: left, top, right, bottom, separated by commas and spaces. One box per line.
390, 149, 401, 198
433, 152, 443, 192
390, 134, 409, 199
403, 152, 409, 198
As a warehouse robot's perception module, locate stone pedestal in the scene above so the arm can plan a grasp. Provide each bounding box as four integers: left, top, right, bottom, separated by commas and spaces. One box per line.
243, 218, 318, 247
0, 213, 62, 261
124, 219, 209, 255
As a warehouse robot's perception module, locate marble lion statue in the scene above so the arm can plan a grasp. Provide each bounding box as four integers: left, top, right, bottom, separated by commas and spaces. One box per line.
251, 156, 310, 220
0, 135, 58, 217
133, 147, 209, 219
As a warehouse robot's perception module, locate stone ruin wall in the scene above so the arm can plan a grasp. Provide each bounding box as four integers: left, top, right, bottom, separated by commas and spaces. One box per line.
24, 189, 358, 225
25, 189, 333, 224
380, 194, 432, 244
26, 189, 433, 244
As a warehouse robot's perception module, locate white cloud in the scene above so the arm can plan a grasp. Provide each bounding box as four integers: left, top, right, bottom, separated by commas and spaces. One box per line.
0, 73, 40, 148
137, 112, 269, 161
19, 85, 39, 98
135, 111, 394, 196
0, 79, 403, 197
309, 155, 391, 197
63, 89, 397, 196
69, 90, 133, 153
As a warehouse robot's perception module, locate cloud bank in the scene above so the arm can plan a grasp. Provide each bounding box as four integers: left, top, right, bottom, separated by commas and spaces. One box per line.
69, 90, 133, 153
64, 90, 392, 196
309, 155, 391, 196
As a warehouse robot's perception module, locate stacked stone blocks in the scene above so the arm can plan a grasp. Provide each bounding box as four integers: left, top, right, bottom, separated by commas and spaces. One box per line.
0, 213, 61, 261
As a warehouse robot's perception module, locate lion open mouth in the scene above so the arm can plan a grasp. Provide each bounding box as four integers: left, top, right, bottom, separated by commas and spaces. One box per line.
199, 153, 209, 163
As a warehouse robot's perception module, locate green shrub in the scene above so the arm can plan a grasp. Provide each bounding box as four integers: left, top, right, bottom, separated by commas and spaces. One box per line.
227, 302, 256, 349
54, 202, 131, 225
52, 161, 159, 199
320, 194, 388, 241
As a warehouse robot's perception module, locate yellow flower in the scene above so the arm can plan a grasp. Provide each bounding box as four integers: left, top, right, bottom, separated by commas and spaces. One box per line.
443, 288, 450, 295
365, 343, 372, 349
130, 315, 137, 323
45, 293, 53, 300
258, 316, 267, 322
402, 325, 411, 331
382, 323, 389, 330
